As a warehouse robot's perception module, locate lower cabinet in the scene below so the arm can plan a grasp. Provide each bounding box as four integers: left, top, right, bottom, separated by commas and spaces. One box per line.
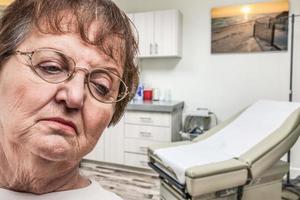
124, 152, 149, 168
84, 108, 182, 169
84, 132, 105, 161
123, 110, 182, 169
104, 118, 124, 164
84, 117, 124, 164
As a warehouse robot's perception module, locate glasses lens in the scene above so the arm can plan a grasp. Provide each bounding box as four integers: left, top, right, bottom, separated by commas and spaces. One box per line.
88, 69, 128, 103
31, 49, 74, 83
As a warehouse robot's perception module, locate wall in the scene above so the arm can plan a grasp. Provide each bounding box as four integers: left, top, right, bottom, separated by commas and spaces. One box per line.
288, 1, 300, 179
113, 0, 300, 177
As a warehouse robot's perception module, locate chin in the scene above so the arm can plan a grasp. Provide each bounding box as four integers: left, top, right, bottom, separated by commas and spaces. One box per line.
29, 134, 77, 162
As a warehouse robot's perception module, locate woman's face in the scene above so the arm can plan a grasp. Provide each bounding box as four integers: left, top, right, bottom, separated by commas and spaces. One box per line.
0, 30, 122, 162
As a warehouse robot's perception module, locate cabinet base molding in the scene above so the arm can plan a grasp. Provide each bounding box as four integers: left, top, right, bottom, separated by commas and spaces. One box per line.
81, 159, 156, 175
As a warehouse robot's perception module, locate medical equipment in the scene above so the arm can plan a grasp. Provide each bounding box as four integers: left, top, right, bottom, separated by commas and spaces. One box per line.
180, 108, 217, 141
148, 100, 300, 200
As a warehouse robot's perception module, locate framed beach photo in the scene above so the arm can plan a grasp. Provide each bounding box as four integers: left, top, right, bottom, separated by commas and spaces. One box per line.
211, 0, 289, 53
0, 5, 7, 16
0, 0, 14, 14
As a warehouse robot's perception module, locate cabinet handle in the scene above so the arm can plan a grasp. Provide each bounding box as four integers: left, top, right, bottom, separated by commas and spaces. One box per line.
139, 146, 148, 152
139, 117, 152, 123
139, 131, 152, 137
150, 43, 153, 55
155, 43, 158, 54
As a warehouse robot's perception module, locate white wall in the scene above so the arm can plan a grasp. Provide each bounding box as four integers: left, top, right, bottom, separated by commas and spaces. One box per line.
289, 0, 300, 179
114, 0, 300, 177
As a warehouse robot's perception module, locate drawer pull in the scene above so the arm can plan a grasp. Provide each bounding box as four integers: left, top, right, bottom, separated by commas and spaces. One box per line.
139, 117, 153, 123
139, 131, 152, 137
140, 160, 148, 166
139, 146, 148, 152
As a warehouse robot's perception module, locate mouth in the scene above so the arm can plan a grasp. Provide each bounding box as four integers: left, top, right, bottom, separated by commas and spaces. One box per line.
39, 117, 78, 136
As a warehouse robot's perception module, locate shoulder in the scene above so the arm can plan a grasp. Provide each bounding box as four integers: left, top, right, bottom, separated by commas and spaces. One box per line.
0, 180, 123, 200
88, 180, 123, 200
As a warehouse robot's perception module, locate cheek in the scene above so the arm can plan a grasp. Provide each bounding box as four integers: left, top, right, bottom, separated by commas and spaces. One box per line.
81, 103, 114, 147
1, 83, 54, 119
0, 63, 54, 117
0, 73, 57, 141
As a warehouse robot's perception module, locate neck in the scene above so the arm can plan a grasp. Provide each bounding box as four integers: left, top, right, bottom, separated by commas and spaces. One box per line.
0, 141, 89, 194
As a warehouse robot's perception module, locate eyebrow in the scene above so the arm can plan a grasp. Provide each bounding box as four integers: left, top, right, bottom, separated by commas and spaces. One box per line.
33, 46, 123, 78
100, 66, 122, 78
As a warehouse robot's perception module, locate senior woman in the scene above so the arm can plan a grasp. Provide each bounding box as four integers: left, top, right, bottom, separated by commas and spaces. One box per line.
0, 0, 138, 199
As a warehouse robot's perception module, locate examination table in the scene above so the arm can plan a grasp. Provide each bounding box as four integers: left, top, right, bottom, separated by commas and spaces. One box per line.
148, 100, 300, 200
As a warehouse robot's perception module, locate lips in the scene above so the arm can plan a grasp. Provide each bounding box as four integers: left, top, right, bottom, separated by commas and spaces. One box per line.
39, 117, 78, 135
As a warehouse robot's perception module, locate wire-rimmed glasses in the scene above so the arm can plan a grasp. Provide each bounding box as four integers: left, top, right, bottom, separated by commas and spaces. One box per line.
15, 48, 128, 103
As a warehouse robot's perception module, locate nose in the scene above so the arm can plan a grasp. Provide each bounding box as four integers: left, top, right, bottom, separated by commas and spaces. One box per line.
55, 70, 87, 109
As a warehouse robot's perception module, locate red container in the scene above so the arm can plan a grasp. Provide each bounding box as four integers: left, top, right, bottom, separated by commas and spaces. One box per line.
143, 89, 153, 101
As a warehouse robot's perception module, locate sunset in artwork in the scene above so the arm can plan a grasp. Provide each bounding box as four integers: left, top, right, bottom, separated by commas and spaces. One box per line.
211, 0, 289, 53
212, 1, 289, 18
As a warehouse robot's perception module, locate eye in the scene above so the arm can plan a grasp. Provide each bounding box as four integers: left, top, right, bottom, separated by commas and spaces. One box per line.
90, 81, 110, 96
89, 71, 114, 97
36, 62, 65, 74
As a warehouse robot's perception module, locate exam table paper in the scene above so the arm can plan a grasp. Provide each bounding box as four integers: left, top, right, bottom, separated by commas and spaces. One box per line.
154, 100, 300, 184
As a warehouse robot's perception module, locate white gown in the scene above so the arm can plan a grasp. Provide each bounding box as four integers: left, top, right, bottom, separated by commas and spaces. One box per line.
0, 180, 123, 200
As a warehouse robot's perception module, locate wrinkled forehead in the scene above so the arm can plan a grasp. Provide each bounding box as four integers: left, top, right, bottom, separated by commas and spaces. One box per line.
34, 12, 126, 68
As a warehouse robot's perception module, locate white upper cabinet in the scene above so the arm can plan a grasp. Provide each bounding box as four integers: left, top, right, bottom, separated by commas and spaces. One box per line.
154, 10, 182, 57
129, 10, 182, 58
134, 12, 154, 57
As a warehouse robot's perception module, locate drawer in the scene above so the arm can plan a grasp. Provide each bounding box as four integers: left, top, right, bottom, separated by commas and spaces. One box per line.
124, 152, 149, 168
124, 138, 168, 154
125, 124, 171, 141
125, 111, 171, 127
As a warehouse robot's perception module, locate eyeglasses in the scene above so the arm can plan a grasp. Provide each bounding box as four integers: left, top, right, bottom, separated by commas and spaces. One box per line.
15, 48, 128, 104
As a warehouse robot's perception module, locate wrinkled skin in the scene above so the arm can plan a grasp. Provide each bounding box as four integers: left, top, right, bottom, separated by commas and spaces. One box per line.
0, 29, 122, 194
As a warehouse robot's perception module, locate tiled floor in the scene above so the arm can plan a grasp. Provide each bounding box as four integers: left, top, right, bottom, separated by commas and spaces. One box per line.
80, 161, 160, 200
80, 160, 300, 200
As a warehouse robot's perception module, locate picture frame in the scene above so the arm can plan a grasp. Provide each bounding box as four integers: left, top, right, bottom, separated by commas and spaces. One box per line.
211, 0, 289, 53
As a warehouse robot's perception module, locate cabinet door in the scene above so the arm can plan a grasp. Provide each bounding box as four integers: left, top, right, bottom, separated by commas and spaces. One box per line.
127, 13, 140, 66
104, 117, 124, 164
124, 152, 149, 169
84, 131, 105, 161
127, 13, 136, 37
134, 12, 154, 57
154, 10, 181, 57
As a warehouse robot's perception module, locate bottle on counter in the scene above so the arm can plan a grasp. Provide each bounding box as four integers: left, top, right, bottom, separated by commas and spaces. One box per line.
159, 88, 171, 102
134, 83, 144, 101
153, 88, 160, 101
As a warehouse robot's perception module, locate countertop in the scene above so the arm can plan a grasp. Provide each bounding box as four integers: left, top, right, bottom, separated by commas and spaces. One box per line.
126, 100, 184, 113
